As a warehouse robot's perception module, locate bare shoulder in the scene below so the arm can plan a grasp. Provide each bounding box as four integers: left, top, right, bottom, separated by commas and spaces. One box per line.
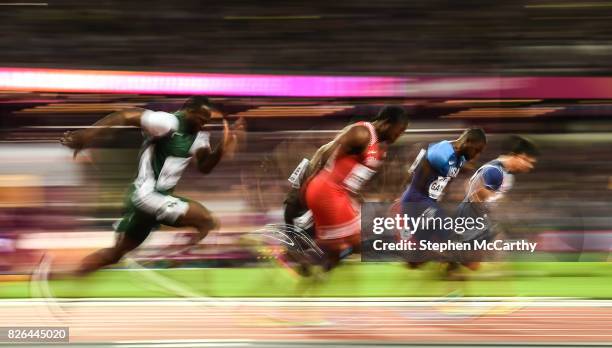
120, 107, 147, 126
344, 124, 371, 147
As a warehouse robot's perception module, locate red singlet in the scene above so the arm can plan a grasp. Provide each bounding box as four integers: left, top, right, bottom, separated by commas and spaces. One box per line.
305, 122, 385, 242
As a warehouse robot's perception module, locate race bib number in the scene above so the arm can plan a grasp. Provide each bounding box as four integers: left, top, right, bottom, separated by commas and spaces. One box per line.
344, 163, 376, 193
428, 176, 450, 200
288, 158, 310, 188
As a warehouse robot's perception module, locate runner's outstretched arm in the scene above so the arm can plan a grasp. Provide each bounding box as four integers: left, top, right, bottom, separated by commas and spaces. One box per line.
60, 108, 146, 158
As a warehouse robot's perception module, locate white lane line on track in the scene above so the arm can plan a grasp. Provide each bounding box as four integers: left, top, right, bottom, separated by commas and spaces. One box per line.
2, 299, 612, 307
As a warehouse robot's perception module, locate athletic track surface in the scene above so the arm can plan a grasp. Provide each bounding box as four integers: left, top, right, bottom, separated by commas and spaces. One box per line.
1, 298, 611, 347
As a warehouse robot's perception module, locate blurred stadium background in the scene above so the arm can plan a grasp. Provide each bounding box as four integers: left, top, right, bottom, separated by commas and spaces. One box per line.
3, 0, 612, 75
1, 1, 612, 347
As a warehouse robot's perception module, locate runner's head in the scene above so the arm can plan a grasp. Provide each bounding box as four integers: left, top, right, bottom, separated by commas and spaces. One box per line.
457, 128, 487, 161
180, 96, 222, 132
501, 135, 539, 173
373, 105, 409, 144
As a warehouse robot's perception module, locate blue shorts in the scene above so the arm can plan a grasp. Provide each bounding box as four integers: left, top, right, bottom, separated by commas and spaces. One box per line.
400, 189, 452, 242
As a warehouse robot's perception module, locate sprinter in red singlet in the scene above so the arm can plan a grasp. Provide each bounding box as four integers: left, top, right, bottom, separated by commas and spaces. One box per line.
304, 105, 409, 269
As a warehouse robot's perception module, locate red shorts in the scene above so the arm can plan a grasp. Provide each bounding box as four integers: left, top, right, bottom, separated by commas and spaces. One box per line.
315, 234, 361, 256
305, 172, 361, 241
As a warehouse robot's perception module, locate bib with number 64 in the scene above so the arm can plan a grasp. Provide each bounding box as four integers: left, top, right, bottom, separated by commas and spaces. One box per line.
428, 176, 451, 200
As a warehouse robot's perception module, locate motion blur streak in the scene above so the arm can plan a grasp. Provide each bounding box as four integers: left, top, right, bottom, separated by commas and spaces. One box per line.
8, 68, 612, 99
0, 68, 403, 97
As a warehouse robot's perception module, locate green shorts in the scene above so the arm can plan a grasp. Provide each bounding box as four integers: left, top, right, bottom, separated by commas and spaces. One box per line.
114, 186, 189, 245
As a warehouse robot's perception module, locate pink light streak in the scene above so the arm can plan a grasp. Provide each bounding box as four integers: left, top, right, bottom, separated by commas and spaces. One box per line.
0, 67, 404, 97
2, 67, 612, 98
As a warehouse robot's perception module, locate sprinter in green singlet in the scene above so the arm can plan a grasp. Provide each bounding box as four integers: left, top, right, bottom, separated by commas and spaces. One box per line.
60, 96, 239, 276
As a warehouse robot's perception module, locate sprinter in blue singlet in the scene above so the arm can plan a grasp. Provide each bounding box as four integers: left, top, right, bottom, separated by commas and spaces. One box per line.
399, 128, 487, 242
